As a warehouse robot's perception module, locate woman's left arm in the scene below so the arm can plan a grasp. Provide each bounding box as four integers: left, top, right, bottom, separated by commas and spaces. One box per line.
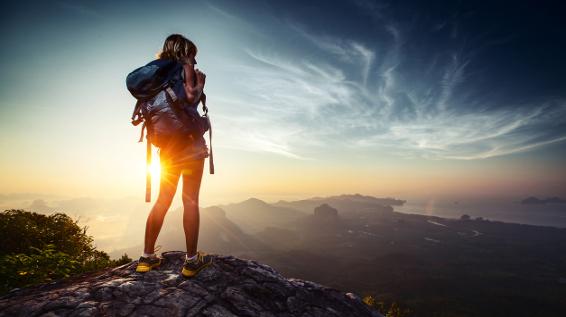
183, 63, 204, 105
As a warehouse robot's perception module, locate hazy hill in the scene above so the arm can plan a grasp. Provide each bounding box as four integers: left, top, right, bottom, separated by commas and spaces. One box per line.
78, 193, 566, 315
521, 196, 566, 205
109, 205, 268, 259
215, 198, 307, 234
256, 203, 345, 252
273, 193, 403, 216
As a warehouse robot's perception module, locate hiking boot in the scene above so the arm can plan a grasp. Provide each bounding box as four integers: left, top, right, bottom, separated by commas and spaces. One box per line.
181, 251, 213, 278
136, 255, 162, 273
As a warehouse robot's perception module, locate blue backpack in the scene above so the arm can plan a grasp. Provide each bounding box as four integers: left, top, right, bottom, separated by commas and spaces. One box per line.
126, 59, 214, 201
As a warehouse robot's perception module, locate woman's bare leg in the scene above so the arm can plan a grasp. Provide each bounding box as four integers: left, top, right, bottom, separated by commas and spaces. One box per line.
143, 164, 181, 254
181, 159, 205, 257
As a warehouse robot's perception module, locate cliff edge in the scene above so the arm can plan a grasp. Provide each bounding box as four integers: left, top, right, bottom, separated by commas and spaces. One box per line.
0, 251, 382, 317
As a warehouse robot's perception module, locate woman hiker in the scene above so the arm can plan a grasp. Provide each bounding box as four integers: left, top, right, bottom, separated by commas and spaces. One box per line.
135, 34, 213, 277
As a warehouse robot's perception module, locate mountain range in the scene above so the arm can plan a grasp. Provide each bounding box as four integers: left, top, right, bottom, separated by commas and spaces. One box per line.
108, 193, 566, 316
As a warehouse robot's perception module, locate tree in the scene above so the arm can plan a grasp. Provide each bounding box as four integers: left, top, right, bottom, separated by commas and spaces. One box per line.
0, 209, 131, 294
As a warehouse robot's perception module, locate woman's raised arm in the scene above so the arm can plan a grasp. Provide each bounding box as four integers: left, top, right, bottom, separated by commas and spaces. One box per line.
183, 63, 205, 105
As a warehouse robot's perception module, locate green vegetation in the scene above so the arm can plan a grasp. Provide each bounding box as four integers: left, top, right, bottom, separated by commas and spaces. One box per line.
0, 209, 131, 294
363, 295, 412, 317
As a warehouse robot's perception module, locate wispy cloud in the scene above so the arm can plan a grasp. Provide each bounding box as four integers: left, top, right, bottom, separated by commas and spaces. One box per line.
56, 1, 101, 18
437, 52, 470, 112
203, 1, 271, 40
355, 102, 566, 160
210, 6, 566, 161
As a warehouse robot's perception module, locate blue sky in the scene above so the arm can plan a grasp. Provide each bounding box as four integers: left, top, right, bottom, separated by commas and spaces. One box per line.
205, 0, 566, 160
0, 0, 565, 202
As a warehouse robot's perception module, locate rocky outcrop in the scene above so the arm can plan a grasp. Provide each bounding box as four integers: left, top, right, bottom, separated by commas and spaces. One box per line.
313, 204, 338, 218
0, 251, 382, 317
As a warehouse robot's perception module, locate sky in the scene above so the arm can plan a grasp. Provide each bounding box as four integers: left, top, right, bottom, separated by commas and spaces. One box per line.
1, 0, 565, 209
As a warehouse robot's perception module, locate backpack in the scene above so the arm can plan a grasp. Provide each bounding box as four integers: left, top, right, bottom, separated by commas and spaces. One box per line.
126, 59, 215, 202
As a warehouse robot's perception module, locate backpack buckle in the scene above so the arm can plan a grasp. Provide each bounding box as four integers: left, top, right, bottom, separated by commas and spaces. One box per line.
165, 86, 178, 102
131, 117, 143, 126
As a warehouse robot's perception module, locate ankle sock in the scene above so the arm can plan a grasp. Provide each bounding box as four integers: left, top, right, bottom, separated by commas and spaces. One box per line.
186, 253, 198, 262
143, 252, 156, 258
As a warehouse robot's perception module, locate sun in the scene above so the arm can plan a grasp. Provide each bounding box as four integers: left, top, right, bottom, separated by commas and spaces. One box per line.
148, 156, 161, 179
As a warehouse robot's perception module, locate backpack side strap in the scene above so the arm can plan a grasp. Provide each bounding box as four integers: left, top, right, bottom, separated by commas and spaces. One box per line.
131, 99, 152, 202
201, 92, 208, 114
131, 100, 144, 126
145, 135, 152, 202
201, 95, 214, 174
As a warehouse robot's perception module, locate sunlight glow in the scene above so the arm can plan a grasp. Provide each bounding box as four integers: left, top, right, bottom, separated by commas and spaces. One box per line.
149, 155, 161, 180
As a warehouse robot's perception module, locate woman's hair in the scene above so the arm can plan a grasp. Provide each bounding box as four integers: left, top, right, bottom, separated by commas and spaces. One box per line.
156, 34, 197, 64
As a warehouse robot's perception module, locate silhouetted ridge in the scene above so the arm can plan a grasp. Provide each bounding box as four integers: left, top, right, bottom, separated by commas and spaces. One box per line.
274, 194, 400, 215
521, 196, 566, 205
206, 206, 226, 217
240, 197, 270, 207
216, 198, 306, 234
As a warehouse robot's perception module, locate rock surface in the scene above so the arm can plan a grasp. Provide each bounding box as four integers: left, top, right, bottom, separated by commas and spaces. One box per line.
0, 251, 382, 317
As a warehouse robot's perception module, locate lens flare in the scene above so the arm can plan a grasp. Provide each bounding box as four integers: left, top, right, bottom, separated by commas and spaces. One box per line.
149, 155, 161, 180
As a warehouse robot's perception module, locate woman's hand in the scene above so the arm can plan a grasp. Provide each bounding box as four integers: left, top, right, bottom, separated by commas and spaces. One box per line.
184, 64, 205, 105
195, 69, 206, 86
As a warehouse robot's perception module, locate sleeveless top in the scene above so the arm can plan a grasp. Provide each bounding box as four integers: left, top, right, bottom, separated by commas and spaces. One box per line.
159, 63, 209, 168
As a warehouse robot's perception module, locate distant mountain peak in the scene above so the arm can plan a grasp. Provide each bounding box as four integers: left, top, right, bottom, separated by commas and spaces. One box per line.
206, 206, 226, 218
241, 197, 269, 206
314, 203, 339, 217
0, 251, 382, 317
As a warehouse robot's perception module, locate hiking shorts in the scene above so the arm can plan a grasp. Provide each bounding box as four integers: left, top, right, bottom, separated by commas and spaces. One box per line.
159, 136, 209, 174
